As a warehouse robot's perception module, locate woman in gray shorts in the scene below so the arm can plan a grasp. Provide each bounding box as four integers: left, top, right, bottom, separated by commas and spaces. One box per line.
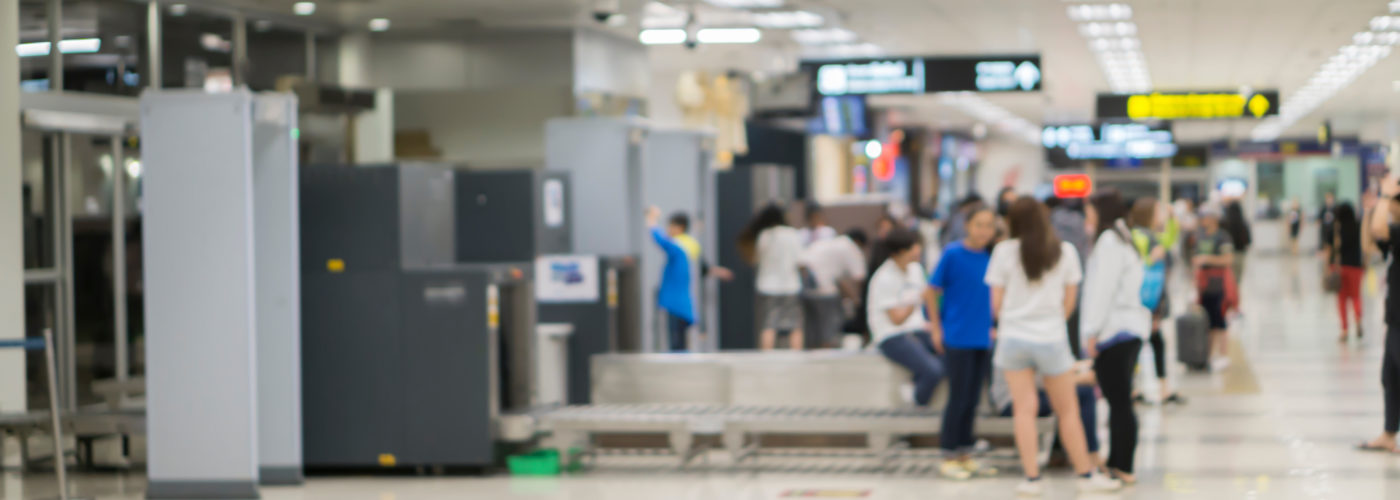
985, 197, 1120, 496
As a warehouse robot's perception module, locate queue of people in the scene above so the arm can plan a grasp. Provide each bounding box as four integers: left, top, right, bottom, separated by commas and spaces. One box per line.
658, 189, 1226, 496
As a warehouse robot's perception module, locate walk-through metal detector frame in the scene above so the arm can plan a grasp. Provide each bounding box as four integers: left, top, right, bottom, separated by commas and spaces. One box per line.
19, 91, 140, 416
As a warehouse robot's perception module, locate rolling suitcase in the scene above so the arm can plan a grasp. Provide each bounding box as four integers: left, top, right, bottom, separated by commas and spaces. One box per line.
1176, 305, 1211, 371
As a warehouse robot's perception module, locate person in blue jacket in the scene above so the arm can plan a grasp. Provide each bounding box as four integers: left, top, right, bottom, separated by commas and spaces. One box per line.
652, 204, 705, 352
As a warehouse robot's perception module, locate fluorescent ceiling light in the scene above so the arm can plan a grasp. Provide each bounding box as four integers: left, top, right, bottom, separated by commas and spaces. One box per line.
791, 28, 857, 45
705, 0, 782, 7
806, 42, 882, 58
170, 4, 187, 16
1067, 3, 1132, 21
639, 28, 687, 44
368, 18, 390, 31
15, 38, 102, 58
752, 11, 823, 28
641, 1, 687, 28
697, 28, 761, 44
294, 2, 316, 16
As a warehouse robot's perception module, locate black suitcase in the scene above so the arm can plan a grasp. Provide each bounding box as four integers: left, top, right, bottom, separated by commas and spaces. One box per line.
1176, 305, 1211, 371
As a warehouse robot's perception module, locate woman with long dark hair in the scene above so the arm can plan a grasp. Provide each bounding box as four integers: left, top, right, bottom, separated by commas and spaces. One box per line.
738, 203, 806, 350
1081, 189, 1150, 484
1223, 201, 1252, 283
986, 197, 1120, 496
1325, 202, 1366, 340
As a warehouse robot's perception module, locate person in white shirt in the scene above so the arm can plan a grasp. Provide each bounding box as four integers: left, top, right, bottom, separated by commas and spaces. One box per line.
985, 196, 1121, 496
798, 202, 839, 246
1080, 189, 1151, 485
739, 203, 807, 350
800, 229, 869, 347
867, 229, 943, 407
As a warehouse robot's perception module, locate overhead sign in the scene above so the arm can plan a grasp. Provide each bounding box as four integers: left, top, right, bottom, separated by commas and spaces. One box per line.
1044, 122, 1176, 167
806, 55, 1042, 96
925, 56, 1041, 92
1096, 90, 1279, 120
1053, 174, 1093, 199
815, 58, 925, 96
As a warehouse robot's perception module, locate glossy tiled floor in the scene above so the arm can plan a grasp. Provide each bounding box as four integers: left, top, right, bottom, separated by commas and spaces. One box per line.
6, 223, 1400, 499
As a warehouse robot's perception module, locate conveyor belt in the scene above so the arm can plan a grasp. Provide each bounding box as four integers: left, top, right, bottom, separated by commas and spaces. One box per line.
536, 403, 1056, 470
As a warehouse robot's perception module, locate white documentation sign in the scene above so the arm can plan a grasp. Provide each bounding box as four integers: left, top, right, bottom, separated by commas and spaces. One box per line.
535, 255, 600, 303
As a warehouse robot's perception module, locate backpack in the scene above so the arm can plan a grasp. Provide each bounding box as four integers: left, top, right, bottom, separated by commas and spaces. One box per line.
1132, 228, 1167, 310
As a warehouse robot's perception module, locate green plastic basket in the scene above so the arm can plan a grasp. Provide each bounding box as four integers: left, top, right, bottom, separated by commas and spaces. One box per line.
507, 449, 560, 476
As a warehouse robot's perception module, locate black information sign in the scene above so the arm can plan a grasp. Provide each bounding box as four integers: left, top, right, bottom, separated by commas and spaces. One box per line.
802, 55, 1043, 97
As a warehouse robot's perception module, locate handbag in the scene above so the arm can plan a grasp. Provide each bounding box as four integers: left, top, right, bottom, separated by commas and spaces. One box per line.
1323, 228, 1342, 293
1324, 266, 1342, 292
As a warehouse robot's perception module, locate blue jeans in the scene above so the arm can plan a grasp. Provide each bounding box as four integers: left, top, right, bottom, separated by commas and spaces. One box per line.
667, 314, 691, 352
878, 331, 946, 407
1000, 385, 1099, 453
941, 347, 991, 453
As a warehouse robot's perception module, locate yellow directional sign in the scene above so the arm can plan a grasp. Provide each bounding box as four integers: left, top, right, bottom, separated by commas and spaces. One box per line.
1098, 90, 1279, 120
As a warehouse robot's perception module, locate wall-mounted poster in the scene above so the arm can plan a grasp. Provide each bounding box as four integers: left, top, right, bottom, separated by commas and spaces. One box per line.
535, 255, 599, 303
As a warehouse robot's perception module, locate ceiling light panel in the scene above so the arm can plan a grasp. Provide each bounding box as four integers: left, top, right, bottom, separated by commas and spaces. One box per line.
752, 11, 824, 29
696, 28, 762, 44
1068, 3, 1150, 93
791, 28, 857, 45
1255, 10, 1398, 141
641, 2, 687, 28
704, 0, 782, 7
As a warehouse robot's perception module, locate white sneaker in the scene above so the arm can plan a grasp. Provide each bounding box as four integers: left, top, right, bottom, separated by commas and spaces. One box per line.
1078, 471, 1123, 493
898, 383, 916, 405
1015, 478, 1044, 497
1211, 357, 1232, 371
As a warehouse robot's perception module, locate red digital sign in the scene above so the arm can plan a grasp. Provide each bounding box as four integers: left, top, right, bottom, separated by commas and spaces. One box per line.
1053, 174, 1093, 198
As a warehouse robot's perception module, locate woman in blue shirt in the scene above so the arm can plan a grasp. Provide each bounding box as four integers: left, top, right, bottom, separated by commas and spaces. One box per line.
927, 204, 997, 479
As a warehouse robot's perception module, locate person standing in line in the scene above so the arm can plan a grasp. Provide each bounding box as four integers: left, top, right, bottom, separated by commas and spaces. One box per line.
1288, 199, 1304, 255
986, 197, 1121, 496
1192, 204, 1235, 370
868, 230, 943, 407
1080, 189, 1150, 485
647, 207, 697, 352
1325, 202, 1367, 341
738, 203, 807, 350
799, 201, 838, 246
1361, 176, 1400, 453
800, 229, 869, 347
1128, 198, 1186, 405
927, 205, 997, 480
1319, 191, 1338, 252
1223, 201, 1252, 285
1048, 197, 1091, 359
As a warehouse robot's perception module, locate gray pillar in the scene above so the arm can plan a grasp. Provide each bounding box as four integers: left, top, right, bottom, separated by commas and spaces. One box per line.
1159, 158, 1171, 203
47, 0, 62, 90
304, 32, 316, 83
112, 139, 128, 385
147, 1, 162, 90
231, 12, 248, 87
1, 0, 28, 413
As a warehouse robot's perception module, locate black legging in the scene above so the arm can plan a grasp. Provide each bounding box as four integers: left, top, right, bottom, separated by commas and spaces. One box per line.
1095, 338, 1143, 473
1148, 330, 1167, 379
1384, 341, 1400, 434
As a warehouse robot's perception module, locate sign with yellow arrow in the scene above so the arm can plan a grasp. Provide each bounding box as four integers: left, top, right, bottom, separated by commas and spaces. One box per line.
1096, 90, 1278, 120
